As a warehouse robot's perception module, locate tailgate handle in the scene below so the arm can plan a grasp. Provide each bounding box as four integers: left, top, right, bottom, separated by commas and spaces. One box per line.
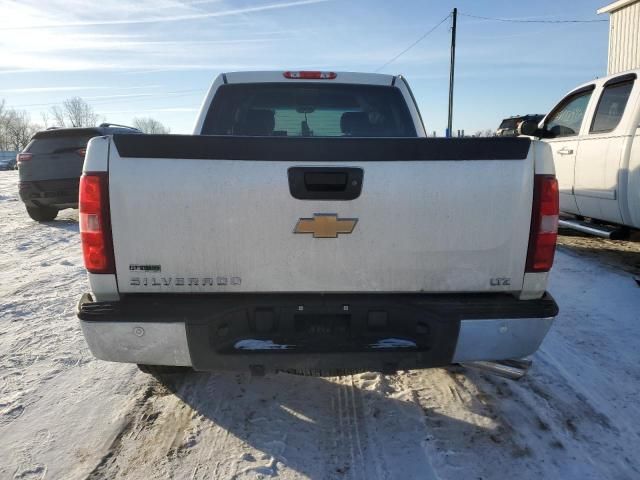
304, 172, 347, 191
288, 167, 363, 200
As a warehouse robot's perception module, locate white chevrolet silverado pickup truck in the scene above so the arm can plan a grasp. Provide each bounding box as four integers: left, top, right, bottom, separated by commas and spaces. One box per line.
531, 69, 640, 239
77, 71, 559, 376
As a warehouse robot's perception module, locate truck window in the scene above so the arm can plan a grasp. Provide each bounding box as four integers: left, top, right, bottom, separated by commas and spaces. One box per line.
545, 89, 593, 138
201, 83, 417, 137
499, 118, 517, 130
590, 80, 634, 133
25, 136, 94, 154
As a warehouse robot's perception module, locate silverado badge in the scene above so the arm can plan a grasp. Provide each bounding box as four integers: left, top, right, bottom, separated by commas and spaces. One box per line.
294, 214, 358, 238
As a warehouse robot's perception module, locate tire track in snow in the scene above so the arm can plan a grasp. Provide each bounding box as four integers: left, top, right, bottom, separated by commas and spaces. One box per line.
76, 369, 445, 479
334, 376, 366, 480
331, 372, 439, 480
84, 383, 161, 479
348, 373, 388, 480
185, 374, 237, 480
82, 375, 196, 479
347, 376, 367, 480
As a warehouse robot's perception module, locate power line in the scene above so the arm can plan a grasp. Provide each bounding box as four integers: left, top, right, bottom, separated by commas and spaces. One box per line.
459, 13, 607, 24
374, 10, 605, 74
7, 89, 205, 109
375, 13, 451, 72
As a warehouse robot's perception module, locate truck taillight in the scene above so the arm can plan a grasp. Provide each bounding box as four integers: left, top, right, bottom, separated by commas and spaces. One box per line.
17, 153, 32, 162
526, 175, 559, 273
283, 71, 337, 80
76, 148, 87, 157
79, 173, 115, 274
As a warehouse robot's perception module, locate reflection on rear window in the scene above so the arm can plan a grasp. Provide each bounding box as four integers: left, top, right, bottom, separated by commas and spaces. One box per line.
25, 137, 93, 154
499, 119, 517, 130
590, 81, 634, 133
201, 83, 417, 137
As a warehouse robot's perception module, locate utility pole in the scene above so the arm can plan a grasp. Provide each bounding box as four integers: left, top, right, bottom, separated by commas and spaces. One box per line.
447, 7, 457, 138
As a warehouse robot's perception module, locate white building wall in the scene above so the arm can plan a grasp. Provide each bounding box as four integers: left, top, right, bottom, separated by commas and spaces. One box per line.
606, 1, 640, 74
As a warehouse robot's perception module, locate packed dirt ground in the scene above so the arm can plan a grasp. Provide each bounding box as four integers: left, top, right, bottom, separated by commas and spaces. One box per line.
557, 228, 640, 276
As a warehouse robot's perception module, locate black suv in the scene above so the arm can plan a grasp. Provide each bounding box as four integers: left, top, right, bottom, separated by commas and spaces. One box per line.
496, 114, 544, 137
18, 124, 141, 221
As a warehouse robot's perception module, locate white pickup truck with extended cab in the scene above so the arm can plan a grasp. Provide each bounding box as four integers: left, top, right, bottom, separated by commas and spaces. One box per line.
531, 69, 640, 239
77, 71, 559, 377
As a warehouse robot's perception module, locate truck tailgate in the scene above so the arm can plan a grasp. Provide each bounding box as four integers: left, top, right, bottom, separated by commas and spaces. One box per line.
107, 135, 534, 294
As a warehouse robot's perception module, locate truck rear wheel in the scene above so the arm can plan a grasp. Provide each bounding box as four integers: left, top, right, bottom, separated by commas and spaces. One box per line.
137, 364, 192, 389
137, 364, 193, 375
26, 206, 58, 222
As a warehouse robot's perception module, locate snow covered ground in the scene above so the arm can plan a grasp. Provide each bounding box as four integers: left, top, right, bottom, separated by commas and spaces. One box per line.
1, 169, 639, 480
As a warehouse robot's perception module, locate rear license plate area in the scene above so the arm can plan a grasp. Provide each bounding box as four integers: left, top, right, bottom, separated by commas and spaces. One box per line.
294, 314, 351, 336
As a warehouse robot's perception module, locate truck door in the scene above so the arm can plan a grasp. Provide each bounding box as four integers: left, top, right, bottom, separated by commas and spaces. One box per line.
573, 75, 636, 224
543, 86, 594, 215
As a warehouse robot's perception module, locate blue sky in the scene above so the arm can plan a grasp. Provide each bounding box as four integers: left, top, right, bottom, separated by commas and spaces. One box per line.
0, 0, 611, 134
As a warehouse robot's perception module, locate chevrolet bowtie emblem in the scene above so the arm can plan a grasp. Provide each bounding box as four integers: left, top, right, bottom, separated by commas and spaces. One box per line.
294, 214, 358, 238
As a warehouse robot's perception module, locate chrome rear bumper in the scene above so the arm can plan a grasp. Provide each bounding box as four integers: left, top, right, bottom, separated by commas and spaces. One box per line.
452, 317, 554, 363
80, 320, 191, 366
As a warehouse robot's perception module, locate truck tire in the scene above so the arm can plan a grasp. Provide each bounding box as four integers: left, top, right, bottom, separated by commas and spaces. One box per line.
137, 364, 192, 389
26, 206, 58, 222
278, 367, 373, 377
137, 364, 193, 375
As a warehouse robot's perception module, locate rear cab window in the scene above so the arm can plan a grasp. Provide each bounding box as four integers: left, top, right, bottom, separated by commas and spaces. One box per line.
25, 128, 106, 155
25, 136, 94, 155
499, 118, 517, 130
590, 75, 636, 133
202, 83, 417, 137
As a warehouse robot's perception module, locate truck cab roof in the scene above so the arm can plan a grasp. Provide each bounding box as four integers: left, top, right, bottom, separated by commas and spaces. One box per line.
31, 124, 141, 140
221, 70, 396, 86
561, 68, 640, 98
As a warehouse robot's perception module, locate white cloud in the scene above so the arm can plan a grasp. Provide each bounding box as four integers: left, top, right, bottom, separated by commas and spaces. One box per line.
0, 0, 328, 73
0, 85, 161, 94
99, 107, 199, 114
0, 0, 329, 30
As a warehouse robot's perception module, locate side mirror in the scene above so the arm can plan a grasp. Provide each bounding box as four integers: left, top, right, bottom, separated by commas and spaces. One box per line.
517, 120, 540, 137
